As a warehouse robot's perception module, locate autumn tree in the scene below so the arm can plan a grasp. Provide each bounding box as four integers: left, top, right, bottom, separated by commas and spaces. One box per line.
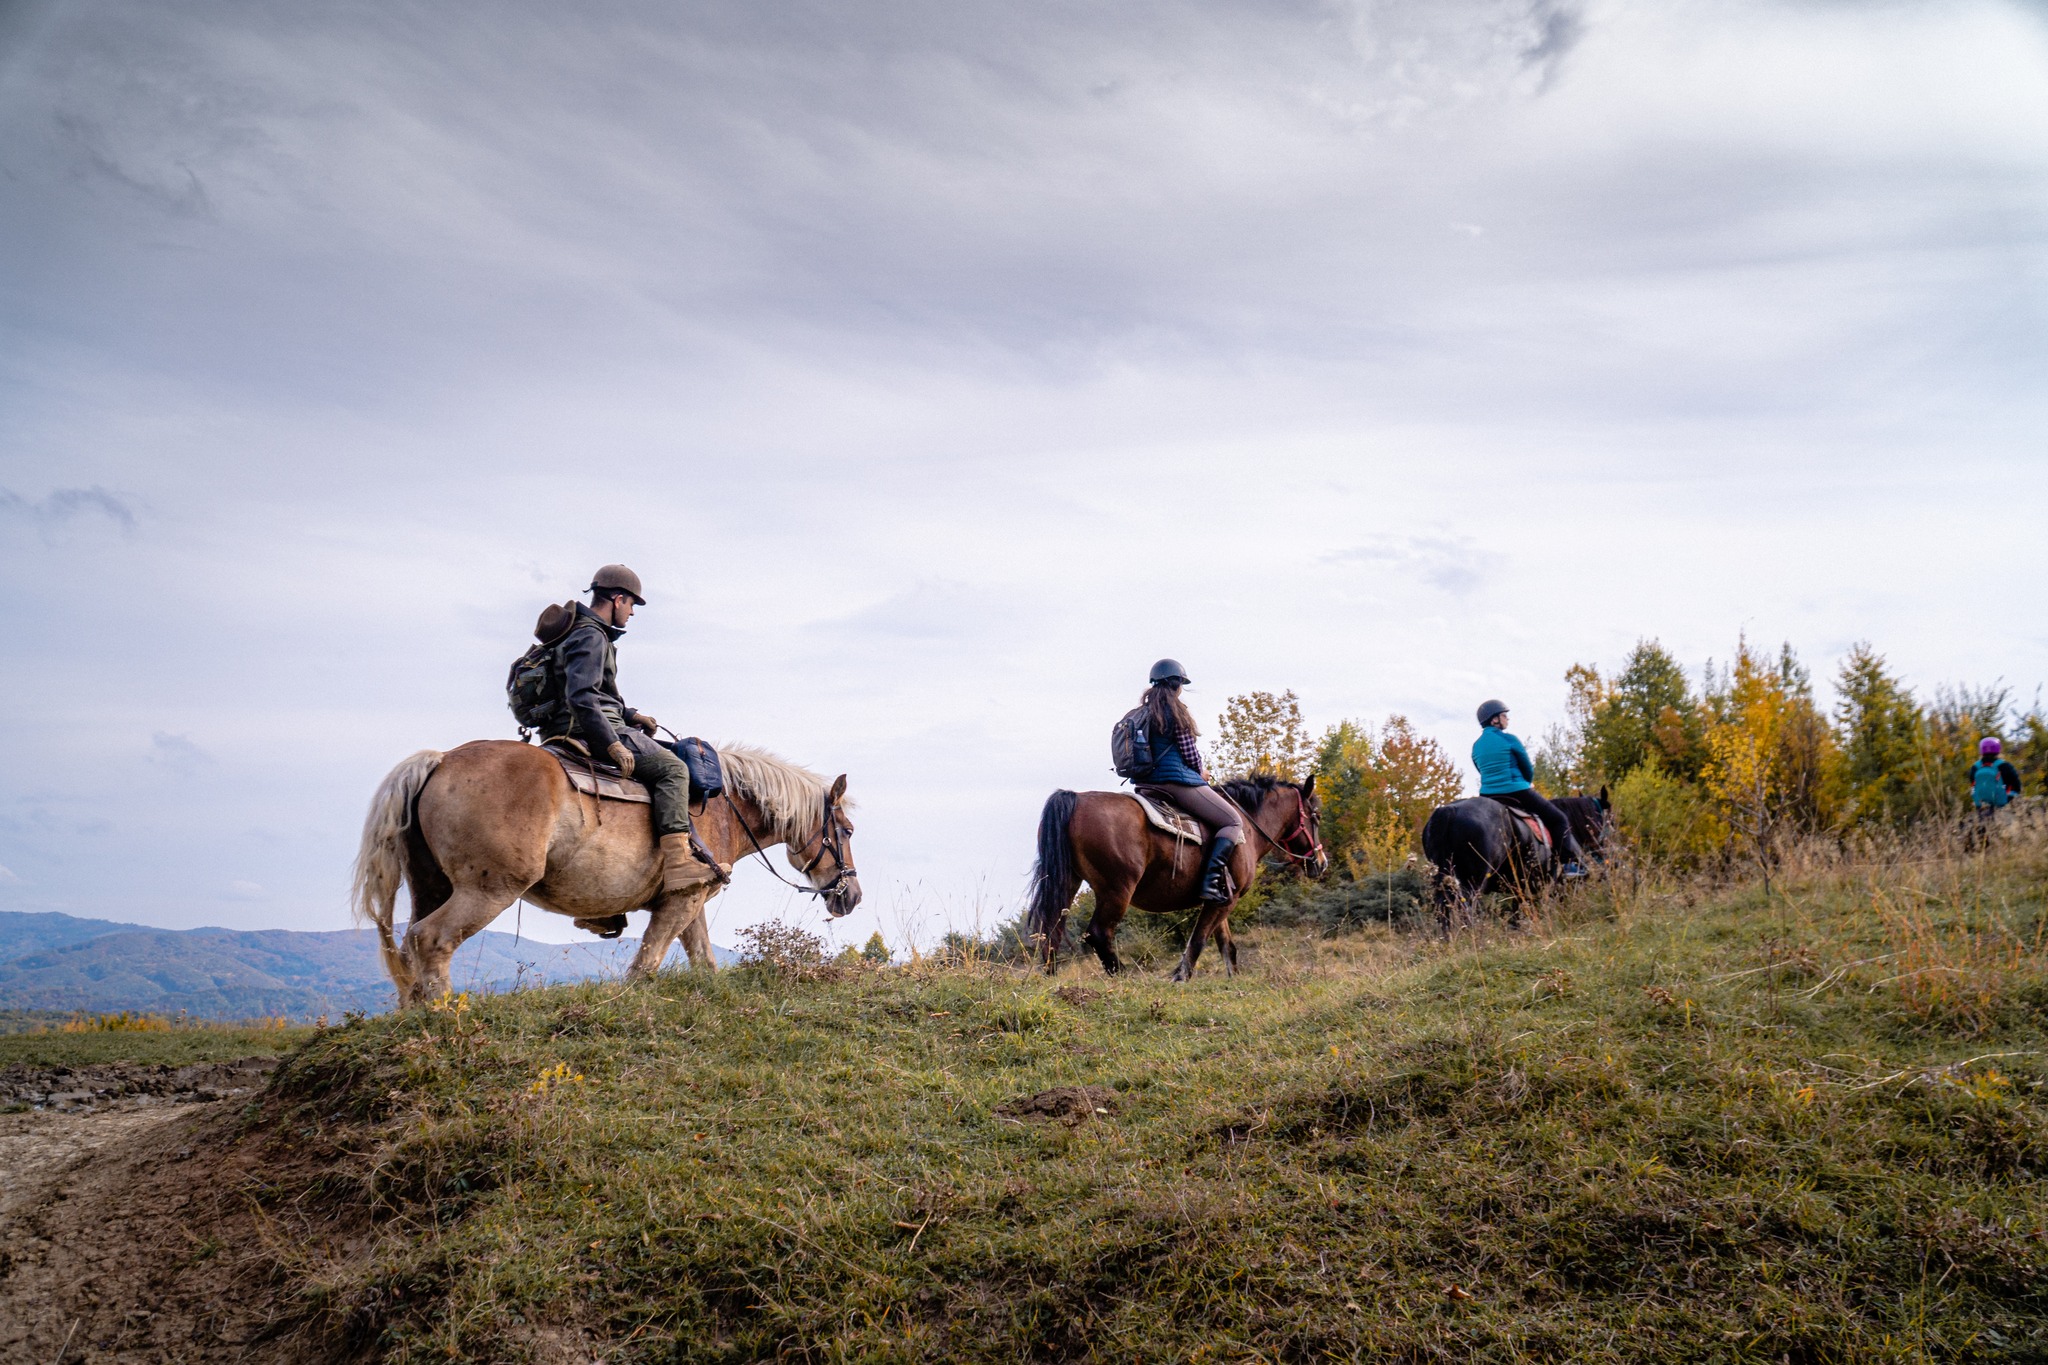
1213, 689, 1311, 780
1314, 716, 1464, 875
1700, 638, 1839, 890
1581, 641, 1706, 784
1835, 643, 1924, 827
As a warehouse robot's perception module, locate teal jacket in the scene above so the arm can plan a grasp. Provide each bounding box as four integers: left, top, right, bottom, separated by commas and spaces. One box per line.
1473, 726, 1534, 795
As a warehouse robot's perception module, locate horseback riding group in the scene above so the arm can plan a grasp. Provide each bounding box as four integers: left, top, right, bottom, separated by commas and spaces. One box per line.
355, 565, 1611, 1001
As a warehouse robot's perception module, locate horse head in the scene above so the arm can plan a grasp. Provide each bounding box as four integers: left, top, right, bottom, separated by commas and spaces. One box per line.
800, 773, 862, 918
1296, 773, 1332, 879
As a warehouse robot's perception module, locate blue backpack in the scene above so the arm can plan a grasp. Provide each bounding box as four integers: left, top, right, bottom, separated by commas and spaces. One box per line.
1973, 761, 2011, 808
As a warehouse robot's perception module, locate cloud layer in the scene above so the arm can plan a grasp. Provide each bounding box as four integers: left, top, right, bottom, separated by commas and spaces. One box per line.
2, 0, 2044, 947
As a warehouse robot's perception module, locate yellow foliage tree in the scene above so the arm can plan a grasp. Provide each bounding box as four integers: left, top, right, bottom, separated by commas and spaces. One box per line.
1700, 638, 1840, 890
1213, 689, 1311, 780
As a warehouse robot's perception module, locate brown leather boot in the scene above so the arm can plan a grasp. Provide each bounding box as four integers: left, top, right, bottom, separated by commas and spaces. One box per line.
660, 832, 724, 893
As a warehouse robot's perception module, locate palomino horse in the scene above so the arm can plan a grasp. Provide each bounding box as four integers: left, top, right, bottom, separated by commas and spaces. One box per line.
352, 741, 859, 1005
1025, 775, 1328, 981
1420, 788, 1609, 931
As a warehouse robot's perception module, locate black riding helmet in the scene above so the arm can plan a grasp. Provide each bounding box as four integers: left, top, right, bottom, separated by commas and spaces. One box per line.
1150, 658, 1191, 686
1477, 699, 1509, 727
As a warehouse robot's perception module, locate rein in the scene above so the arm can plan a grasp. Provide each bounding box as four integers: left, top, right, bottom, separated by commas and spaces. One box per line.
718, 785, 857, 902
1236, 787, 1326, 867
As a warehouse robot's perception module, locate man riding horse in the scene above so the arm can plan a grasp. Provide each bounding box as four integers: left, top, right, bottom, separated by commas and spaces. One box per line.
550, 564, 720, 895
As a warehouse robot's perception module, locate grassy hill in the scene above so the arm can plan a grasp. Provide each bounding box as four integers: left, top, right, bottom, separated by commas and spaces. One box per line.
156, 819, 2045, 1362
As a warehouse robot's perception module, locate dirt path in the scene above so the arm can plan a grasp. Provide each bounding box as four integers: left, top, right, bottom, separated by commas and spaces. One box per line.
0, 1060, 328, 1365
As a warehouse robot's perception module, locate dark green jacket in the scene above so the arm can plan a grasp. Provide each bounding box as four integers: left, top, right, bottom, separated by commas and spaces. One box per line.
553, 605, 642, 751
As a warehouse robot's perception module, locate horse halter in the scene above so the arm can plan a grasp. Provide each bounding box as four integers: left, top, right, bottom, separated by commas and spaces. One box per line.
792, 785, 858, 899
721, 784, 857, 901
1244, 786, 1326, 867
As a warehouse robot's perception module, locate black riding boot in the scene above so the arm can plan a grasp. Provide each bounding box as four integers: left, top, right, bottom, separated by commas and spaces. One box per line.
1198, 835, 1239, 906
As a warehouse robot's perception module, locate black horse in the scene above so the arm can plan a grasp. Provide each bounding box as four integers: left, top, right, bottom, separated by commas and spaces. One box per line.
1421, 787, 1610, 931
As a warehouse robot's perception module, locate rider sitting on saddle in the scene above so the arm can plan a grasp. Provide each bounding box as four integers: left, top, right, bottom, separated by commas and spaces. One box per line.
551, 565, 719, 894
1132, 658, 1244, 907
1473, 699, 1588, 878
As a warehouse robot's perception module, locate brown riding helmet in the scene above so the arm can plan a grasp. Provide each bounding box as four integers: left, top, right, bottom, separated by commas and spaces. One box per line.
589, 564, 646, 605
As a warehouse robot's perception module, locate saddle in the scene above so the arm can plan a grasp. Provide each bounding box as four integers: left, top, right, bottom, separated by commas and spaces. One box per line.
1129, 786, 1209, 844
541, 736, 726, 806
1506, 808, 1551, 850
543, 738, 650, 803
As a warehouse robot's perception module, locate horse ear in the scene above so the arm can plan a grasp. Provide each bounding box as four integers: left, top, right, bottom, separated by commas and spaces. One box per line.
829, 774, 848, 801
1301, 773, 1316, 798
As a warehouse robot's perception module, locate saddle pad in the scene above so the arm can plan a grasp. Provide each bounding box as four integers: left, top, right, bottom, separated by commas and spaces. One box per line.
1129, 790, 1204, 843
544, 743, 651, 804
1509, 809, 1550, 848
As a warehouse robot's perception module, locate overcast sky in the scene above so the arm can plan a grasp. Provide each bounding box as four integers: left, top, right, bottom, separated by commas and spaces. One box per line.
2, 0, 2044, 952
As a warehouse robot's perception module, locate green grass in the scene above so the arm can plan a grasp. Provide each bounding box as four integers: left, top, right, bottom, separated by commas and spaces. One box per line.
0, 1022, 314, 1068
260, 830, 2048, 1362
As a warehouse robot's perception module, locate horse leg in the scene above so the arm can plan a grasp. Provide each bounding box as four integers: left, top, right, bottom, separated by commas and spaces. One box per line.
628, 889, 711, 978
1041, 900, 1068, 974
677, 891, 718, 969
402, 884, 523, 1005
1172, 902, 1230, 982
1212, 917, 1238, 978
1083, 892, 1130, 976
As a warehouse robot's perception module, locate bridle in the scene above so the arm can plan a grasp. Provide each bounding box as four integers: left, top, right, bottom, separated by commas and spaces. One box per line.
720, 784, 858, 903
1238, 786, 1327, 868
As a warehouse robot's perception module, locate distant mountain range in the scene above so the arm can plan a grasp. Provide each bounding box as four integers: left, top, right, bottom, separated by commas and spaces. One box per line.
0, 910, 737, 1024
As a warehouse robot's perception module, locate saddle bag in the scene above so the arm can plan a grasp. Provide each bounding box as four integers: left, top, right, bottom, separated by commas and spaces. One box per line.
676, 736, 725, 803
1110, 706, 1155, 780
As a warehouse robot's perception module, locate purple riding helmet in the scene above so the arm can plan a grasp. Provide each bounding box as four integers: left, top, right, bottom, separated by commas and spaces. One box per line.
1981, 738, 2003, 757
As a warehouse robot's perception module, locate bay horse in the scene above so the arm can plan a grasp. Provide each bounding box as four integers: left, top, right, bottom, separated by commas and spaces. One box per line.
1420, 787, 1609, 931
1024, 775, 1328, 981
352, 741, 859, 1006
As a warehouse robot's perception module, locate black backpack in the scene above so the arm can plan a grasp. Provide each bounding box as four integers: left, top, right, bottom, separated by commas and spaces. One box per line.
506, 602, 580, 737
1110, 706, 1155, 780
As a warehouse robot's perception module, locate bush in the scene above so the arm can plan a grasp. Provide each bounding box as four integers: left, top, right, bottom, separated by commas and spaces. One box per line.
1259, 868, 1428, 933
1610, 761, 1725, 869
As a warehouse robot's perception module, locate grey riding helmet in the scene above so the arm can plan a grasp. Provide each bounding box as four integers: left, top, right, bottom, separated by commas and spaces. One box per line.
1476, 699, 1509, 726
1150, 658, 1191, 686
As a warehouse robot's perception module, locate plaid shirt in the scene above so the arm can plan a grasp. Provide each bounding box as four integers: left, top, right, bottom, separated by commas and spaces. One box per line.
1175, 727, 1204, 777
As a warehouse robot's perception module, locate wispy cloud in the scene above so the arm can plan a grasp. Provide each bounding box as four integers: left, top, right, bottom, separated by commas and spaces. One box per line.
0, 486, 138, 539
149, 732, 213, 777
1325, 534, 1503, 596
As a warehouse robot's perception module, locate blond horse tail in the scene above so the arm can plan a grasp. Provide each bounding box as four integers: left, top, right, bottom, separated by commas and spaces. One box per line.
351, 750, 444, 998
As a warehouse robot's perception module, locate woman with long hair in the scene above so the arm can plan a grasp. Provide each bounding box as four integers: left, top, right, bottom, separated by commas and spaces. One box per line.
1132, 658, 1244, 905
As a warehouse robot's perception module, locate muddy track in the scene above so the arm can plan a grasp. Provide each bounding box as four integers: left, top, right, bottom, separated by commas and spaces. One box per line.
0, 1060, 368, 1365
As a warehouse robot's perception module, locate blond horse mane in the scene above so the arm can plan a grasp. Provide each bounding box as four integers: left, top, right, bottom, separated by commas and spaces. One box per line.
715, 743, 846, 847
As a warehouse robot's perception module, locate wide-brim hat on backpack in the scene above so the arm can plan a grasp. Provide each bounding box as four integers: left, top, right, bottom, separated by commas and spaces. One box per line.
534, 601, 580, 645
589, 564, 646, 605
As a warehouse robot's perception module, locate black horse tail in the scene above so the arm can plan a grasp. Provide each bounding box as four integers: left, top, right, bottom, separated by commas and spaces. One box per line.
1025, 789, 1082, 943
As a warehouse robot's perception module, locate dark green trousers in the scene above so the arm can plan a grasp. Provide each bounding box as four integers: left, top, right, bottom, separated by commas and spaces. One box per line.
618, 732, 694, 838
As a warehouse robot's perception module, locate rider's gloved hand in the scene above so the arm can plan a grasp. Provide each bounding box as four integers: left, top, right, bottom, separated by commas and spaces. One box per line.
607, 741, 636, 777
631, 713, 659, 736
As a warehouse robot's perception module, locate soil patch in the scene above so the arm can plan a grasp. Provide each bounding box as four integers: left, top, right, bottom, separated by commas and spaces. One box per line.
1, 1058, 279, 1114
994, 1085, 1119, 1126
0, 1058, 373, 1364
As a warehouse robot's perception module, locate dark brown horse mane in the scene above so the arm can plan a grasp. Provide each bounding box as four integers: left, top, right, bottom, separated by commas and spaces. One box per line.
1216, 773, 1296, 814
